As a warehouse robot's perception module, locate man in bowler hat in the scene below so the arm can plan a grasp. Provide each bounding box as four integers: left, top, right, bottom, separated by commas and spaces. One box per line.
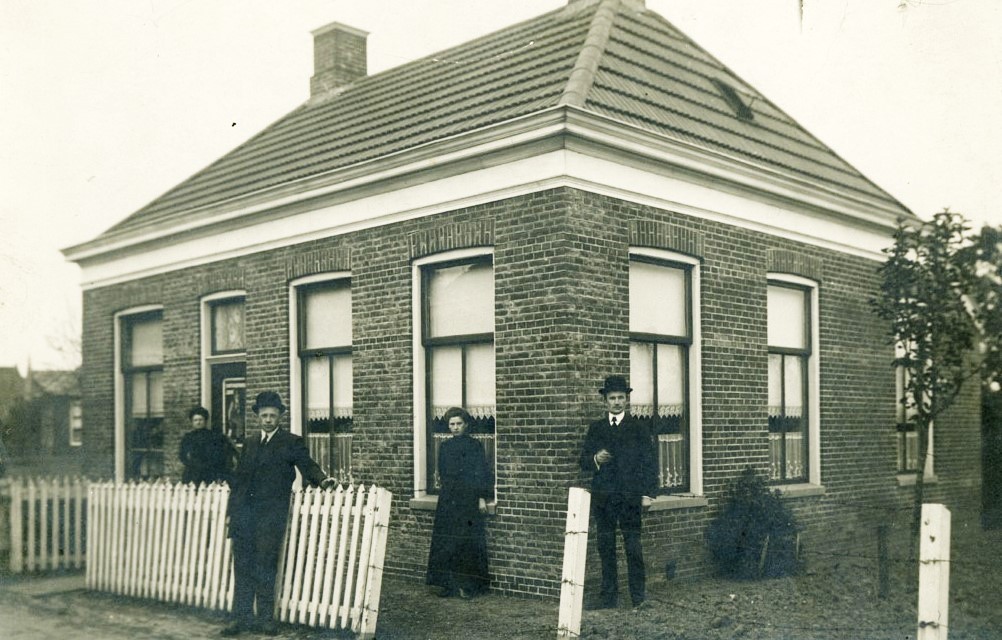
580, 375, 657, 609
222, 391, 335, 637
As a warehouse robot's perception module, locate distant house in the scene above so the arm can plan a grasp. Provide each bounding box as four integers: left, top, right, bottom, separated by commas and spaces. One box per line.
64, 0, 981, 597
0, 367, 83, 476
0, 367, 22, 415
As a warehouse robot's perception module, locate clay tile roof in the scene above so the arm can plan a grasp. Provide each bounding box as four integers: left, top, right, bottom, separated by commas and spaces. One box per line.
93, 0, 910, 244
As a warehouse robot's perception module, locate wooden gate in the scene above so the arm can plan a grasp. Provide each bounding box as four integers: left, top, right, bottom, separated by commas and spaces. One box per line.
86, 481, 391, 638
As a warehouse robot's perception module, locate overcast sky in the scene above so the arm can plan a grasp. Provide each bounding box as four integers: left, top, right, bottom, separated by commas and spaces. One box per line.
2, 0, 1000, 373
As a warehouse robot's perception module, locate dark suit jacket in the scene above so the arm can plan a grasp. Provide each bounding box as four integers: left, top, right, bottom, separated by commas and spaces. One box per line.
227, 428, 327, 545
579, 413, 658, 507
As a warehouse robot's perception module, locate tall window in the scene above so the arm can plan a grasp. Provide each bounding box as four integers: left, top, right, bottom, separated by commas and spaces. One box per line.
894, 342, 933, 477
203, 295, 247, 444
895, 364, 920, 472
122, 311, 164, 479
69, 400, 83, 447
767, 282, 812, 483
296, 279, 353, 483
629, 255, 694, 493
421, 255, 495, 494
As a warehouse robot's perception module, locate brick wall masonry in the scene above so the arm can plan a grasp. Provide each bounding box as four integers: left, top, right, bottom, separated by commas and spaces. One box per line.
80, 187, 982, 598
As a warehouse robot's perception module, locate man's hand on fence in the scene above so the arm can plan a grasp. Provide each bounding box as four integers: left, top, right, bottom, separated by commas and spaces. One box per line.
320, 477, 338, 490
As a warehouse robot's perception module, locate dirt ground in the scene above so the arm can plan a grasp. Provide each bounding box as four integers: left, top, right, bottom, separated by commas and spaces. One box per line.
2, 520, 1000, 640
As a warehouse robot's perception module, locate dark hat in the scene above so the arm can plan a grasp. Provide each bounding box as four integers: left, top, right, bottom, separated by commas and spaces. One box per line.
599, 375, 632, 395
252, 391, 286, 414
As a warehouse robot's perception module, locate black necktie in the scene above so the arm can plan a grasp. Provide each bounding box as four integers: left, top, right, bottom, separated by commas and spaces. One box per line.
611, 417, 618, 427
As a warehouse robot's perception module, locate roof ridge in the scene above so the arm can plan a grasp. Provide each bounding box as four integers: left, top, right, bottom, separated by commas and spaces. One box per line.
558, 0, 623, 108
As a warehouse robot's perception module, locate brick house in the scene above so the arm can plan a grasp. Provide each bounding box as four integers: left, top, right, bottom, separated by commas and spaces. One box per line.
63, 0, 980, 597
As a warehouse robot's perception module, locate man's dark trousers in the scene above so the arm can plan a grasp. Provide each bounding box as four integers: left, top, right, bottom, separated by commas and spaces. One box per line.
230, 525, 284, 624
594, 494, 645, 605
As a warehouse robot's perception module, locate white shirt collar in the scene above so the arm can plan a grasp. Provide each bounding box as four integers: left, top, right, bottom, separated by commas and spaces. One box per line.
608, 412, 625, 425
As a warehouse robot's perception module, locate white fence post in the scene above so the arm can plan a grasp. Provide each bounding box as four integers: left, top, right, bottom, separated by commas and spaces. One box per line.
558, 487, 591, 640
917, 503, 951, 640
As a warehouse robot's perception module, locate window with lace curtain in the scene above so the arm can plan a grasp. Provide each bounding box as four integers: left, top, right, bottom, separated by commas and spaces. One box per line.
121, 310, 164, 479
629, 255, 692, 493
296, 279, 353, 484
421, 255, 495, 495
767, 282, 811, 483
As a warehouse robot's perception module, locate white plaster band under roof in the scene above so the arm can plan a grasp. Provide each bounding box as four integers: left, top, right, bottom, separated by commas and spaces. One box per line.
67, 109, 904, 289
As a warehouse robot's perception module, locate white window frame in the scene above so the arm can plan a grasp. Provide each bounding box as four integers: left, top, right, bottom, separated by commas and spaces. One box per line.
894, 342, 936, 484
630, 248, 704, 506
113, 304, 163, 482
411, 247, 496, 507
288, 272, 352, 437
69, 400, 83, 447
767, 273, 822, 489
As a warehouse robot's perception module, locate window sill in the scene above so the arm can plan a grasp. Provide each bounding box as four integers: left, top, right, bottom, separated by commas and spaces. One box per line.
896, 473, 938, 487
772, 483, 826, 499
409, 495, 497, 515
648, 495, 708, 512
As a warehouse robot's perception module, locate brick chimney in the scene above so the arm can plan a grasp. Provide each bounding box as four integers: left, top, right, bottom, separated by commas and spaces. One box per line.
310, 22, 368, 99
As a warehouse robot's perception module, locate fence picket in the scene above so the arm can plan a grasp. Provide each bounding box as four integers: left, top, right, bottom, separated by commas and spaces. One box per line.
162, 483, 179, 601
93, 483, 105, 589
296, 487, 324, 623
349, 485, 378, 630
133, 483, 147, 596
358, 487, 392, 640
39, 477, 50, 571
316, 485, 345, 628
73, 477, 85, 569
278, 487, 305, 622
211, 484, 231, 611
9, 479, 23, 573
339, 484, 366, 629
58, 477, 68, 571
307, 488, 335, 627
327, 484, 355, 623
26, 479, 37, 572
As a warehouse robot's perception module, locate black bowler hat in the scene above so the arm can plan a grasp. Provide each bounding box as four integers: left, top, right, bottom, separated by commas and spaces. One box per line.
599, 375, 632, 395
252, 391, 286, 414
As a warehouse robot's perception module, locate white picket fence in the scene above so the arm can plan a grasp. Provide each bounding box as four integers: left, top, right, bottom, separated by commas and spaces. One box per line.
86, 480, 392, 638
3, 476, 88, 574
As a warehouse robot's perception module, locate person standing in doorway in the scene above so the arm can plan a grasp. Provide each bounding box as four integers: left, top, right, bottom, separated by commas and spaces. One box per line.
179, 406, 236, 485
579, 375, 657, 609
222, 391, 334, 637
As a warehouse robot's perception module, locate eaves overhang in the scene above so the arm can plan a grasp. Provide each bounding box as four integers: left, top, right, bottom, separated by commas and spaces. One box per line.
63, 103, 912, 272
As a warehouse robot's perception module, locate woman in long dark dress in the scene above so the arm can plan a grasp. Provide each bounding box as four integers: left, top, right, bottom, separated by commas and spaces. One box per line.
426, 406, 491, 598
178, 406, 236, 485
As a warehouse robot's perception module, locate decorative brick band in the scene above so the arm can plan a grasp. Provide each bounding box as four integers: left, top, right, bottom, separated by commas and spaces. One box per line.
409, 220, 494, 259
106, 282, 164, 313
286, 248, 351, 280
629, 220, 704, 258
766, 249, 823, 282
195, 267, 245, 295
